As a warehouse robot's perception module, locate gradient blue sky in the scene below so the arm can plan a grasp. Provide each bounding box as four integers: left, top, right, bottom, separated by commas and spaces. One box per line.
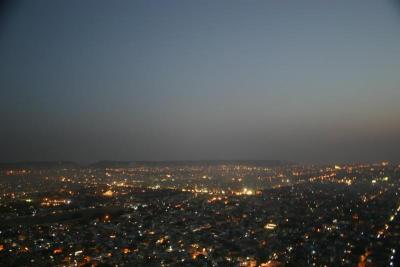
1, 0, 400, 163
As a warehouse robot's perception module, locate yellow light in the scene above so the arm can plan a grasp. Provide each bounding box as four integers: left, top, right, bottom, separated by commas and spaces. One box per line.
103, 190, 113, 197
264, 223, 277, 230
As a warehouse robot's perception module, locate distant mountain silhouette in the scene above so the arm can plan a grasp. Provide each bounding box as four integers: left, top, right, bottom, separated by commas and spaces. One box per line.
0, 160, 290, 170
90, 160, 289, 168
0, 161, 80, 170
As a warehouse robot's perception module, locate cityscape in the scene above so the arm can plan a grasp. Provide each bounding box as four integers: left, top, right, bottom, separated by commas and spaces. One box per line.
2, 0, 400, 266
1, 160, 399, 266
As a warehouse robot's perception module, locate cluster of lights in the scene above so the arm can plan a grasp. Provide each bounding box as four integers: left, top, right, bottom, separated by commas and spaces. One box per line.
41, 198, 71, 206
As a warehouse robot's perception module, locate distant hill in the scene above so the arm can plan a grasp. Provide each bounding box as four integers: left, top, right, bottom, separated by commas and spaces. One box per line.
90, 160, 289, 168
0, 161, 80, 170
0, 160, 290, 170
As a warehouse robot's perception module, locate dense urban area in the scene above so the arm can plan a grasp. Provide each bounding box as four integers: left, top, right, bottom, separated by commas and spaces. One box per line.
1, 160, 399, 267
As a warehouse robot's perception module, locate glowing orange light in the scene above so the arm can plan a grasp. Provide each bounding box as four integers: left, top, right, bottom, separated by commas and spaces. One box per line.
122, 248, 131, 254
53, 248, 63, 254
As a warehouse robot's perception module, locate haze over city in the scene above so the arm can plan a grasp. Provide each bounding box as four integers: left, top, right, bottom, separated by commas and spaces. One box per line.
1, 0, 400, 163
2, 1, 400, 267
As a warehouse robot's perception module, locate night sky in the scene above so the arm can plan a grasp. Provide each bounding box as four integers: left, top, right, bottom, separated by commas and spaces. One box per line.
1, 0, 400, 163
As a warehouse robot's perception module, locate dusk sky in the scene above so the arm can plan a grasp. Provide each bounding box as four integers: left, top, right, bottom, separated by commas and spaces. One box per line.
1, 0, 400, 163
